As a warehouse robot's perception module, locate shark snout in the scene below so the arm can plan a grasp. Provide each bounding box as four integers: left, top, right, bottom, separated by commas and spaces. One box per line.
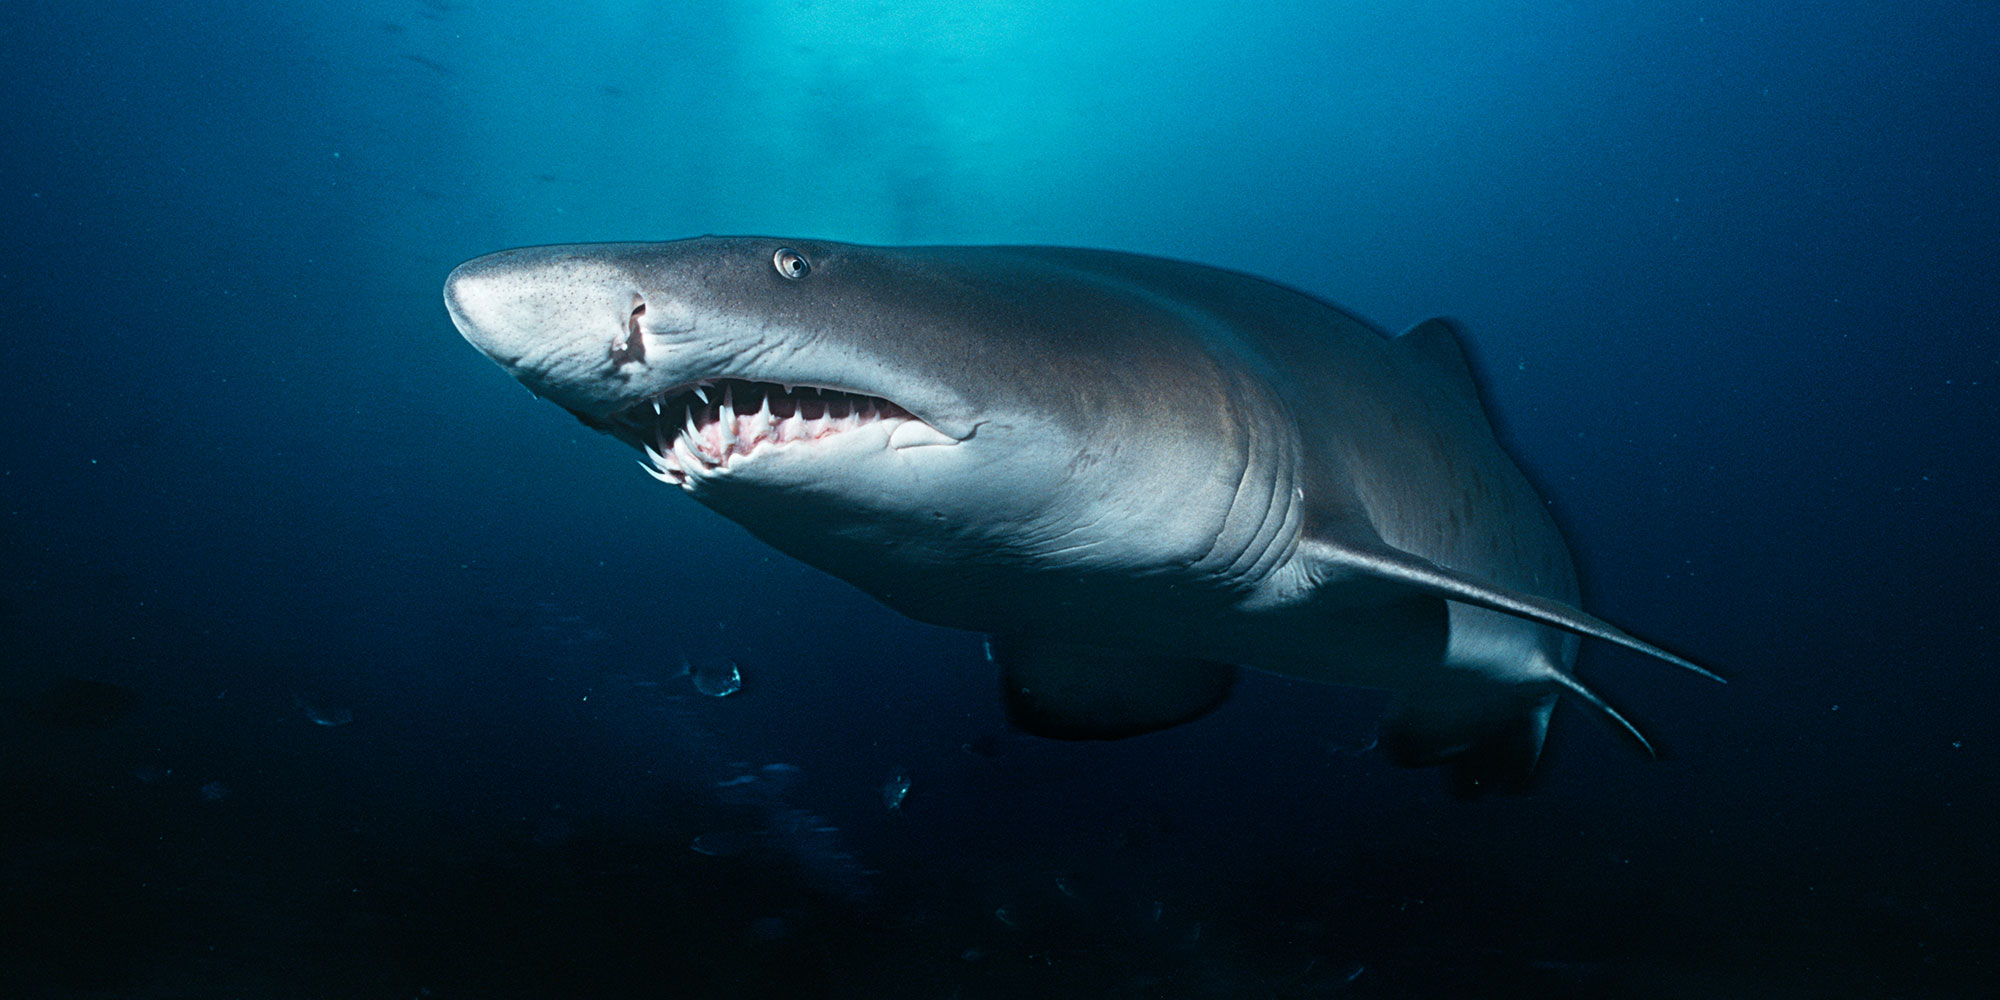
444, 247, 679, 420
444, 249, 650, 366
441, 259, 484, 322
442, 255, 530, 360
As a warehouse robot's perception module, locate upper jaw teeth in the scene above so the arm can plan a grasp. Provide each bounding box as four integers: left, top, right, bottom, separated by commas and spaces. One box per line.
630, 378, 944, 486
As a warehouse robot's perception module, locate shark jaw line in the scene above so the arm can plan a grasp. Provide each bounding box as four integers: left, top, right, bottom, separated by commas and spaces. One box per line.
612, 377, 958, 487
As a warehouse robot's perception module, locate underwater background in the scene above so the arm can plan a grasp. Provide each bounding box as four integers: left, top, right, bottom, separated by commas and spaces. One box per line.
3, 1, 1995, 997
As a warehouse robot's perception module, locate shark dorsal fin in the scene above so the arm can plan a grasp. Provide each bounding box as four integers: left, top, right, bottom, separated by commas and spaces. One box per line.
1396, 317, 1482, 404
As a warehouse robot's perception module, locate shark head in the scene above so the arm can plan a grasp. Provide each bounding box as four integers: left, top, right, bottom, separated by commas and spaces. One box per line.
445, 237, 1284, 629
444, 238, 980, 453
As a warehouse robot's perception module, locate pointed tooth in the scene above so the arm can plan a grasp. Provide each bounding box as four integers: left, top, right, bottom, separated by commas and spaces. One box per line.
693, 384, 709, 404
683, 406, 701, 445
652, 398, 662, 416
673, 434, 706, 471
718, 385, 738, 450
647, 438, 686, 476
640, 456, 688, 482
751, 392, 774, 443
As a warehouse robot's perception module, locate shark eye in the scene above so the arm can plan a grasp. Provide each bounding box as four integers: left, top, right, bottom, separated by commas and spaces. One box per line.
772, 247, 810, 280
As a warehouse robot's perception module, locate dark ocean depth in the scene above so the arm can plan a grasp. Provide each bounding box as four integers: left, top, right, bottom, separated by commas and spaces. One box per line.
2, 1, 1995, 997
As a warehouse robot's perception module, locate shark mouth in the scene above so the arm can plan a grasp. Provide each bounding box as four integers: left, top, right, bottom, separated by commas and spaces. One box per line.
616, 378, 953, 486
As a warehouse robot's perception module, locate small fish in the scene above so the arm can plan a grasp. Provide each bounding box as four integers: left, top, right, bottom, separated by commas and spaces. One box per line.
881, 768, 911, 812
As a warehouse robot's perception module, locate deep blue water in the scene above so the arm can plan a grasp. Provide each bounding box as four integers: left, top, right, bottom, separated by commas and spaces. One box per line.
3, 1, 1995, 997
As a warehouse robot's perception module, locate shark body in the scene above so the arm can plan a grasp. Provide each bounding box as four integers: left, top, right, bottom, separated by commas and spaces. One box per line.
446, 238, 1716, 793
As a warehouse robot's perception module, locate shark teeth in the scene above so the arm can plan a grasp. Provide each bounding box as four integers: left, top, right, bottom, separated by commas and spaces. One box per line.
629, 378, 940, 487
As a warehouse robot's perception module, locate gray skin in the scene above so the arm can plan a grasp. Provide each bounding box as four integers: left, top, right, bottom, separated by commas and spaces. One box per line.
445, 237, 1715, 792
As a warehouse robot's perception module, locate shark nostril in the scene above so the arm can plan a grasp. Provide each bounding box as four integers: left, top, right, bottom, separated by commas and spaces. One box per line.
612, 300, 647, 364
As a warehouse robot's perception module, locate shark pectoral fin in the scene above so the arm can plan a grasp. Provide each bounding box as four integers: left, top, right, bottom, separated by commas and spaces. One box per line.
1298, 538, 1724, 684
992, 636, 1238, 740
1381, 685, 1557, 798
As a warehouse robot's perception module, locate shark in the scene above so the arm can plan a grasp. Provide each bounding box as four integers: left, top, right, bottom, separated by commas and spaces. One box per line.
445, 238, 1718, 794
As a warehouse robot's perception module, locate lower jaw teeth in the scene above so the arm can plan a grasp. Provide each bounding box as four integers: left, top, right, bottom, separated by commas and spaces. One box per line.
645, 419, 911, 482
636, 383, 945, 485
672, 434, 705, 472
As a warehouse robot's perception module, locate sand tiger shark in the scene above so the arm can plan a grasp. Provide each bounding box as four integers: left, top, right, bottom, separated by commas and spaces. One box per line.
445, 238, 1718, 793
